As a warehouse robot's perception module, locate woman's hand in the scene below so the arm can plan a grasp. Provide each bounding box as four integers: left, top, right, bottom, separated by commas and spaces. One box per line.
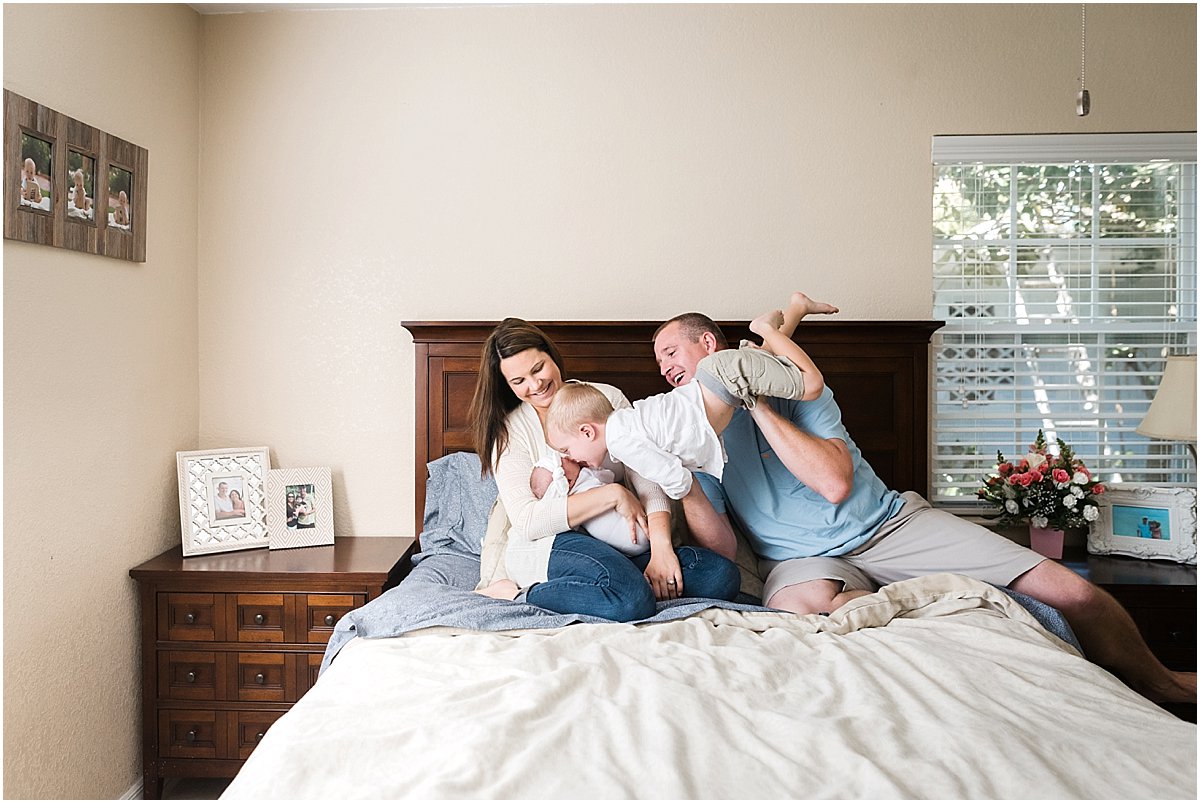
609, 484, 649, 546
644, 547, 684, 601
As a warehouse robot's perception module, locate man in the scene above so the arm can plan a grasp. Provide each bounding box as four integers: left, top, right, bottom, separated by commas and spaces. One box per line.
213, 481, 234, 520
653, 311, 1195, 705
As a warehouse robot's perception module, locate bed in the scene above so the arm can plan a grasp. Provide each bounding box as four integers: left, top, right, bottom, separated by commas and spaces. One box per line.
222, 320, 1196, 799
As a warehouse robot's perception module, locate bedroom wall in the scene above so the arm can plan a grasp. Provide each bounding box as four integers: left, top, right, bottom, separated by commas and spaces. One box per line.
2, 4, 201, 799
197, 3, 1196, 539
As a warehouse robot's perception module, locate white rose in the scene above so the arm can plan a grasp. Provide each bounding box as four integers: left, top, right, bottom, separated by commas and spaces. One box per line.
1072, 471, 1089, 484
1027, 453, 1048, 471
1063, 494, 1078, 509
1083, 505, 1099, 522
1005, 500, 1019, 514
1032, 515, 1049, 529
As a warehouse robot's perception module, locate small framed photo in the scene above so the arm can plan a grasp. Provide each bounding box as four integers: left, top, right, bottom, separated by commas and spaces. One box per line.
266, 467, 334, 550
177, 447, 271, 556
106, 163, 133, 231
1088, 484, 1197, 565
66, 149, 97, 223
18, 131, 53, 213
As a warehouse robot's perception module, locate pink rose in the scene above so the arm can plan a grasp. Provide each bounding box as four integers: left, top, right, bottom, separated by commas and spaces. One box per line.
1017, 459, 1029, 471
997, 462, 1013, 476
1092, 483, 1105, 494
1028, 470, 1043, 483
1053, 468, 1070, 483
1015, 473, 1033, 487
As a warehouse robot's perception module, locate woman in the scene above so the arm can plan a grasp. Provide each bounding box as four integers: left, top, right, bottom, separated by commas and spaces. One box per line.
229, 489, 246, 517
469, 318, 740, 621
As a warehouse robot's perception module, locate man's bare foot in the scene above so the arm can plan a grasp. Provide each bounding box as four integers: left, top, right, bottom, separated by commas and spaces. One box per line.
1137, 670, 1197, 704
748, 309, 784, 339
788, 292, 839, 320
475, 579, 520, 600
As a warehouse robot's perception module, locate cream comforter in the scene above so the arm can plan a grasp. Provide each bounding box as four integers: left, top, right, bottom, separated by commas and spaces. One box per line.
223, 574, 1195, 799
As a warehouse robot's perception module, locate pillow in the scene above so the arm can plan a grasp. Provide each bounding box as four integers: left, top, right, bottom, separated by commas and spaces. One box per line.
419, 451, 498, 557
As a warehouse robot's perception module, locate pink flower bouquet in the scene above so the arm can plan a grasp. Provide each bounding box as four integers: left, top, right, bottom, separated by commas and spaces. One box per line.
977, 430, 1105, 530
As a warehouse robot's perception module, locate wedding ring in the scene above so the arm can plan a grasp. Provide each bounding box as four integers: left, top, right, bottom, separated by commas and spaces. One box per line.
667, 579, 676, 585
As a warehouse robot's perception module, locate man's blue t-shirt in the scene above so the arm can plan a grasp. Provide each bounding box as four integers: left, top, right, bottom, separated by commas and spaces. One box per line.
696, 387, 902, 561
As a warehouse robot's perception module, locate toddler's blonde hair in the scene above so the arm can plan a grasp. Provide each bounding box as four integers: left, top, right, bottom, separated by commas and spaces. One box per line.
546, 383, 614, 435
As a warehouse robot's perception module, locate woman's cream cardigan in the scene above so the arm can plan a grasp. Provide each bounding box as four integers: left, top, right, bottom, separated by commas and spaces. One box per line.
477, 381, 672, 589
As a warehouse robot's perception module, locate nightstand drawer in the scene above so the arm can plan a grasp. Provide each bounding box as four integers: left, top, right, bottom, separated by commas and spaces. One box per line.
158, 651, 227, 701
235, 652, 295, 702
234, 711, 284, 759
234, 594, 291, 643
159, 709, 228, 760
301, 653, 323, 698
159, 593, 224, 642
304, 594, 365, 643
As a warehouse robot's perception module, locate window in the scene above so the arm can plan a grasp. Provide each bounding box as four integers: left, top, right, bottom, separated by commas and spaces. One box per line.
931, 134, 1196, 506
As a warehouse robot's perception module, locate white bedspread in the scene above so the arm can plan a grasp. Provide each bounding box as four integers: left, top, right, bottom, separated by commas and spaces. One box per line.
223, 574, 1195, 799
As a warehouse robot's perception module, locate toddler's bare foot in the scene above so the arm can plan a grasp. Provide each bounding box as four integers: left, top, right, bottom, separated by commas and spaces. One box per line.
788, 292, 839, 320
475, 579, 520, 600
748, 309, 784, 339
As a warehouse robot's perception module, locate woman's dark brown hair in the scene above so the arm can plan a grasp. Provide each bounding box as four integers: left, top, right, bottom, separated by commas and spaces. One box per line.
469, 318, 567, 476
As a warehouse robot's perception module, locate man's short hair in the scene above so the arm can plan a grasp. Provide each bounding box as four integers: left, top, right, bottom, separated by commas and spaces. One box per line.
546, 383, 614, 434
653, 313, 729, 349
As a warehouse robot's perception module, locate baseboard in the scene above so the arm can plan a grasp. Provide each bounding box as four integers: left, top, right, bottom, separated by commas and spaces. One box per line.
120, 778, 143, 800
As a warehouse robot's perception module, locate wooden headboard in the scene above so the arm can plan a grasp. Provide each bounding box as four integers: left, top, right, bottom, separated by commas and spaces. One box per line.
402, 320, 944, 536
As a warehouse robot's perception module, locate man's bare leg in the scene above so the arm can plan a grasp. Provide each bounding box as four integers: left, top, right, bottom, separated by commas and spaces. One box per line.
1011, 560, 1196, 703
766, 578, 871, 615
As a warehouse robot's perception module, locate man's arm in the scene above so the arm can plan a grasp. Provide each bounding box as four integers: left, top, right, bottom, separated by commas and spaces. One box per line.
679, 481, 737, 560
749, 402, 853, 504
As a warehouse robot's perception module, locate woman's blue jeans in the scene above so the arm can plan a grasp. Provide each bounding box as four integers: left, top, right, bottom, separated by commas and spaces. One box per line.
525, 531, 741, 622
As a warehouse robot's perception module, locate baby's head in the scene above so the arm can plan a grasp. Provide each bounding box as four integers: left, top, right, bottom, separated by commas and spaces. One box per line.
118, 190, 128, 204
73, 169, 84, 188
546, 383, 614, 469
23, 158, 36, 177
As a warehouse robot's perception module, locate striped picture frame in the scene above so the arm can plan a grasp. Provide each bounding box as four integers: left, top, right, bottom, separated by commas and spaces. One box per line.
266, 466, 334, 550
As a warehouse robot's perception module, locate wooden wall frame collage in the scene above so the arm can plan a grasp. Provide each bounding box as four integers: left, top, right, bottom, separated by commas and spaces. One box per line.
4, 90, 147, 262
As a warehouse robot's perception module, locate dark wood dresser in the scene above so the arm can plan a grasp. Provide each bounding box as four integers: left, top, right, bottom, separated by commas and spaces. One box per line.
130, 536, 416, 798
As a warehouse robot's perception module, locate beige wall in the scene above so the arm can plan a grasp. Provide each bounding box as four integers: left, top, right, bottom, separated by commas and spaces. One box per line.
199, 3, 1195, 539
3, 4, 201, 799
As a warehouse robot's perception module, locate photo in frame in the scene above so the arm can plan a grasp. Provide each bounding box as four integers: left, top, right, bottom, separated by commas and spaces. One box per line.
1088, 484, 1197, 565
266, 467, 334, 550
176, 447, 271, 556
66, 149, 97, 223
4, 89, 147, 261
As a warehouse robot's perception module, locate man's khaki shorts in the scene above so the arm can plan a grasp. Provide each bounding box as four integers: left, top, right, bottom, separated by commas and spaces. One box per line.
759, 492, 1046, 606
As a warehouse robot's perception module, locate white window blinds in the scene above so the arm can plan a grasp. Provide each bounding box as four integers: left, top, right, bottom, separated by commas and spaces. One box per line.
930, 133, 1197, 506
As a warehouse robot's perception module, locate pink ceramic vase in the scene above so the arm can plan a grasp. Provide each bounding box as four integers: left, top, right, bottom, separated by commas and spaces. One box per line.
1028, 525, 1065, 559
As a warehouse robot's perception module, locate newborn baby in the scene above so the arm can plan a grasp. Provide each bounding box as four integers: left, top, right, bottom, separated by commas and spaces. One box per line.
529, 454, 649, 556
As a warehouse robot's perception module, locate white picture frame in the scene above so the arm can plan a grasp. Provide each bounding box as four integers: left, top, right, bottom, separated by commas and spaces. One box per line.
1088, 484, 1197, 565
177, 447, 271, 556
266, 466, 334, 550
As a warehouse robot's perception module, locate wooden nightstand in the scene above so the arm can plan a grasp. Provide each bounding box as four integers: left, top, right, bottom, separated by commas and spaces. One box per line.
1058, 547, 1196, 721
130, 536, 416, 799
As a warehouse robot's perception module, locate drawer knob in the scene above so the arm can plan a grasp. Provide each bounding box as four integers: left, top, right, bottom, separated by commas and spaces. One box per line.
254, 613, 265, 625
324, 614, 335, 626
184, 613, 195, 625
255, 673, 266, 685
186, 671, 196, 683
255, 731, 265, 742
186, 730, 197, 743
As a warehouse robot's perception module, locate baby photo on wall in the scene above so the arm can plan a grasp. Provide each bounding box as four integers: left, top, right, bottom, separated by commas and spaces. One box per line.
107, 164, 132, 230
19, 133, 52, 212
67, 150, 95, 222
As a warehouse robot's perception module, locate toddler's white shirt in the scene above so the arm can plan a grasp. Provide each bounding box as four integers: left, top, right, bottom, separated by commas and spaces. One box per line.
605, 380, 725, 500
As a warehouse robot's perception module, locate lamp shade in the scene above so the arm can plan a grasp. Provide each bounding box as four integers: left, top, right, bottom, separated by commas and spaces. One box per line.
1136, 355, 1197, 442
